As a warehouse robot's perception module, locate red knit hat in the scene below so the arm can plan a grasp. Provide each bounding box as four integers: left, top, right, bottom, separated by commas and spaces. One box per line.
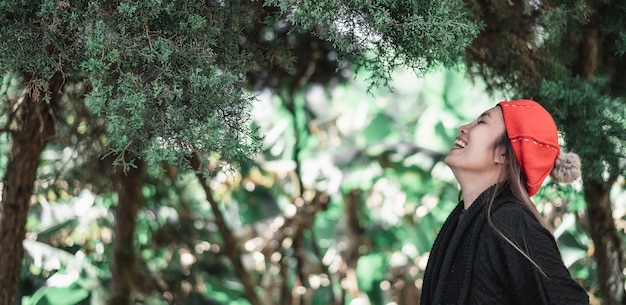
498, 99, 560, 196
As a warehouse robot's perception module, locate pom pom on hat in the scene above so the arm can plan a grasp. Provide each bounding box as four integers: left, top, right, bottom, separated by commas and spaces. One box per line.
550, 152, 581, 183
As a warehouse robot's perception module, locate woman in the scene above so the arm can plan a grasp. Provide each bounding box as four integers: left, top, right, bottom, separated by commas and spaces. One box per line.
420, 99, 589, 304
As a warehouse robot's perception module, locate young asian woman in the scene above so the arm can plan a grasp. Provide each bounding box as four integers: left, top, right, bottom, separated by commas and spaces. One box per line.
420, 99, 589, 305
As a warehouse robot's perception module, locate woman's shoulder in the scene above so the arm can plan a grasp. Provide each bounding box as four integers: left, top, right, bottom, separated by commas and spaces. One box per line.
480, 200, 553, 244
490, 200, 542, 226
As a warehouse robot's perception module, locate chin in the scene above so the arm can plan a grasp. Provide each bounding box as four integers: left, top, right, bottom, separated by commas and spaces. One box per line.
444, 155, 454, 167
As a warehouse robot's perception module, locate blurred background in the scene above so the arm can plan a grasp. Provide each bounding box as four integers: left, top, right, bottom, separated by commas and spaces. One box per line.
5, 67, 613, 305
1, 1, 625, 305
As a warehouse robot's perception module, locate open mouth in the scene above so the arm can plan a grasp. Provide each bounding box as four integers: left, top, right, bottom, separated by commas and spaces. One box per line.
454, 138, 467, 149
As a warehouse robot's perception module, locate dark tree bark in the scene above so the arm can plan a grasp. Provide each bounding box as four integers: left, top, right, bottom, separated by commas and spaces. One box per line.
585, 178, 625, 305
109, 157, 146, 305
576, 20, 625, 305
0, 72, 62, 305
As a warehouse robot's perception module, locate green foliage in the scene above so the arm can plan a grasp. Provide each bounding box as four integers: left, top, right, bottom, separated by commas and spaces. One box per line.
80, 1, 261, 171
539, 78, 626, 179
0, 0, 481, 173
234, 185, 282, 225
267, 0, 480, 87
355, 253, 387, 303
22, 283, 89, 305
0, 0, 262, 173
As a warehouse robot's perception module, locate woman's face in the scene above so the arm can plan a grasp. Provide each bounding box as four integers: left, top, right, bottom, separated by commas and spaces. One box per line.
445, 106, 507, 176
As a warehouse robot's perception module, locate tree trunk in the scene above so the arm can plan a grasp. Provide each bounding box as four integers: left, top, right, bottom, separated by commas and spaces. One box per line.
584, 178, 625, 305
110, 157, 146, 305
576, 15, 626, 304
0, 72, 62, 305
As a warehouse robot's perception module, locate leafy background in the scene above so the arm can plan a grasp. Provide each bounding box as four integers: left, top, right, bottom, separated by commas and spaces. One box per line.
8, 66, 619, 305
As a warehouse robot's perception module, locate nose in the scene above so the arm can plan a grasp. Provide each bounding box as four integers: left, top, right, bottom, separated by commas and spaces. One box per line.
459, 123, 471, 134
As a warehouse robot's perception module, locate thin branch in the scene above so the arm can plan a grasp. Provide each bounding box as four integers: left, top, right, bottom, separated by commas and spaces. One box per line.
341, 189, 367, 299
190, 151, 265, 305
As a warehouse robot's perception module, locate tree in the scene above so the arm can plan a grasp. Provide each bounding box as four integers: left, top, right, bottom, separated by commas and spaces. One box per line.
0, 71, 62, 304
0, 0, 478, 304
462, 0, 626, 303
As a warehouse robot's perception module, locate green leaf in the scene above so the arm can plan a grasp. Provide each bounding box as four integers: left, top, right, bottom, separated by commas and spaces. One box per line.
560, 245, 588, 268
356, 253, 387, 291
235, 186, 281, 225
24, 284, 89, 305
311, 286, 334, 305
356, 252, 388, 304
362, 113, 394, 143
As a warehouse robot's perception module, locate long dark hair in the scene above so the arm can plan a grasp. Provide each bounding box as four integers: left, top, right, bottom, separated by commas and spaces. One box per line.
486, 130, 548, 276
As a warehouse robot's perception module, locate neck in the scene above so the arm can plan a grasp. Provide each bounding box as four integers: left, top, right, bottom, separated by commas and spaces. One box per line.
456, 173, 502, 209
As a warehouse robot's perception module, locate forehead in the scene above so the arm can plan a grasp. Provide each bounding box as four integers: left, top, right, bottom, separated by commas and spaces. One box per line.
480, 106, 503, 119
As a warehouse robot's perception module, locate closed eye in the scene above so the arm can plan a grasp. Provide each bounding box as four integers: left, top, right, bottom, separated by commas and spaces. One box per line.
476, 111, 491, 124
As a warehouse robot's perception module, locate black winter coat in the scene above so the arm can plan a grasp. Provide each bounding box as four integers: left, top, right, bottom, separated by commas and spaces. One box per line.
420, 185, 589, 305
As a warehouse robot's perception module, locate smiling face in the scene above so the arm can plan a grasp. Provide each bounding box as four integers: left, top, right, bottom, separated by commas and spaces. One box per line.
445, 106, 507, 183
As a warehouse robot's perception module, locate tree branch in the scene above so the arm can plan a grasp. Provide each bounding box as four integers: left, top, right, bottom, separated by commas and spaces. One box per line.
190, 152, 264, 305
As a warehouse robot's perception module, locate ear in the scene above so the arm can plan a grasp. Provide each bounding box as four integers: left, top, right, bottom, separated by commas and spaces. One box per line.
494, 147, 506, 164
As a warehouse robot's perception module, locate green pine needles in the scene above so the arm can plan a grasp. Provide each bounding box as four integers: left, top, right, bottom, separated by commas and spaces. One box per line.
81, 1, 260, 172
0, 0, 480, 173
268, 0, 480, 87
